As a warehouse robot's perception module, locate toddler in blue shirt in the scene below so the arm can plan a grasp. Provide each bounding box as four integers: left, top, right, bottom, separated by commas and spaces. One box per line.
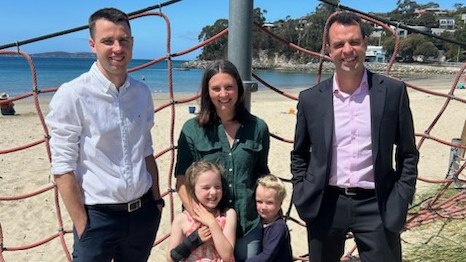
246, 174, 293, 262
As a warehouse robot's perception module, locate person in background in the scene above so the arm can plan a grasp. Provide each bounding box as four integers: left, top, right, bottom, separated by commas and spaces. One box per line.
291, 11, 419, 262
168, 161, 236, 262
0, 92, 15, 115
175, 59, 270, 261
45, 7, 164, 261
246, 174, 292, 262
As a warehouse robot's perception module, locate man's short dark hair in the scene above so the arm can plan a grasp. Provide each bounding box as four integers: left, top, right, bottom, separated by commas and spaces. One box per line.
88, 7, 131, 38
325, 11, 366, 44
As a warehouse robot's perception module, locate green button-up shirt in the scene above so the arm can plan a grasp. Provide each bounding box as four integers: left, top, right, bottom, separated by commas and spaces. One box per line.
175, 113, 270, 237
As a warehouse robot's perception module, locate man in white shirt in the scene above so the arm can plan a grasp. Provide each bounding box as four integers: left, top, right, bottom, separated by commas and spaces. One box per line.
46, 7, 164, 261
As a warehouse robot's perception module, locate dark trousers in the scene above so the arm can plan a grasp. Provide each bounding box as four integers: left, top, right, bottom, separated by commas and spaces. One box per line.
234, 222, 262, 261
72, 197, 161, 262
307, 189, 401, 262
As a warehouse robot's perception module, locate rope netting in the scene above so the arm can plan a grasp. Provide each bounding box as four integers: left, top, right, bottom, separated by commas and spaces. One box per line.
1, 6, 465, 262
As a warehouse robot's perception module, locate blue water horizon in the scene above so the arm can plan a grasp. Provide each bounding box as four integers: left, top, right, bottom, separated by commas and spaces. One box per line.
0, 56, 329, 96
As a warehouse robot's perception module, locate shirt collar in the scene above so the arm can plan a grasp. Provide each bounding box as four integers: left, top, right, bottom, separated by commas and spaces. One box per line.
332, 69, 369, 97
90, 62, 130, 94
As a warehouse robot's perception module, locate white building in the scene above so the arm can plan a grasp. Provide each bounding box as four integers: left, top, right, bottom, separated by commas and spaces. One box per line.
438, 18, 455, 29
431, 28, 455, 36
365, 45, 386, 62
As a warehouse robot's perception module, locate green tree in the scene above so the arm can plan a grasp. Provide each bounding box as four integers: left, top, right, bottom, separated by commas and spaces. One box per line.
399, 33, 425, 61
272, 16, 300, 59
196, 0, 466, 63
197, 19, 228, 60
361, 23, 374, 38
198, 8, 270, 60
453, 3, 464, 10
392, 0, 420, 23
444, 26, 466, 62
301, 3, 336, 54
416, 13, 438, 27
413, 41, 439, 61
382, 35, 396, 57
418, 2, 439, 8
252, 8, 276, 58
432, 30, 452, 51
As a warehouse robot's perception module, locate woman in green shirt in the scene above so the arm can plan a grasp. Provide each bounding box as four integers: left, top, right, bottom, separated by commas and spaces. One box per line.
175, 59, 270, 261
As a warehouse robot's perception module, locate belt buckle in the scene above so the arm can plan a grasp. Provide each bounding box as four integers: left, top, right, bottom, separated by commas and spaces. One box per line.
344, 188, 357, 196
128, 199, 141, 212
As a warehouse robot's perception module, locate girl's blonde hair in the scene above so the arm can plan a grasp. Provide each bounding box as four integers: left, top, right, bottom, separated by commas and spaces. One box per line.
185, 161, 229, 211
257, 174, 287, 204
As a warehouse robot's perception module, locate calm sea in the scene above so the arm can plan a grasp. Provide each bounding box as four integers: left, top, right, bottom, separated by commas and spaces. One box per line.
0, 57, 329, 96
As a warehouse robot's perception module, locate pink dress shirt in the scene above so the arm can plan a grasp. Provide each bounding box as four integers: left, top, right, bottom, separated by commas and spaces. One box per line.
329, 70, 375, 189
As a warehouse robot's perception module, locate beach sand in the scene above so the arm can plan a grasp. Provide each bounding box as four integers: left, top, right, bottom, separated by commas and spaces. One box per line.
0, 74, 465, 261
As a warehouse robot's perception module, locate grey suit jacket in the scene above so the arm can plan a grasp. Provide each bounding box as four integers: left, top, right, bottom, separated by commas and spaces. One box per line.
291, 70, 419, 232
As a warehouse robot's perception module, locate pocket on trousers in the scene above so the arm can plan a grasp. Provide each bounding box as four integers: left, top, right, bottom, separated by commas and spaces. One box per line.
384, 189, 409, 233
78, 218, 91, 242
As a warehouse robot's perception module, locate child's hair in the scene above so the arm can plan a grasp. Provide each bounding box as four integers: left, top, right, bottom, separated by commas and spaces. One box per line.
257, 174, 287, 204
185, 160, 230, 211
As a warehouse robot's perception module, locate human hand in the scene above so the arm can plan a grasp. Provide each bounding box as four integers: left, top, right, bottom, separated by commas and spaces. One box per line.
192, 202, 216, 227
197, 225, 212, 243
293, 255, 309, 261
153, 197, 165, 212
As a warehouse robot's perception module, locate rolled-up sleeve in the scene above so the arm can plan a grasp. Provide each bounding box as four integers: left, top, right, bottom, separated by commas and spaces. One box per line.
46, 87, 82, 175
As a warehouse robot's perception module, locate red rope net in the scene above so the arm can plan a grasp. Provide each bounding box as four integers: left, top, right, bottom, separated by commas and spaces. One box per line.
0, 10, 465, 262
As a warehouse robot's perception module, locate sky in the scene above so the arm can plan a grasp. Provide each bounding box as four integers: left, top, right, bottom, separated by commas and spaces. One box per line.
0, 0, 461, 60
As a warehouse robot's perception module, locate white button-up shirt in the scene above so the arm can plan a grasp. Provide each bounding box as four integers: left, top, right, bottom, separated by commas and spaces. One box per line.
46, 63, 155, 205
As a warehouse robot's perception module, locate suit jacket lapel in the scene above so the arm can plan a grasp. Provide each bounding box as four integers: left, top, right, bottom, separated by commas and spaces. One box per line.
368, 71, 386, 164
320, 80, 334, 162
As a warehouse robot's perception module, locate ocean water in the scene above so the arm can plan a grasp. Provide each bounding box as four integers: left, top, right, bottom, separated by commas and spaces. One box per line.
0, 57, 329, 96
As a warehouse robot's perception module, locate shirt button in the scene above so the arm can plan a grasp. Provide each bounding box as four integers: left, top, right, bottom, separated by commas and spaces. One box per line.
229, 184, 232, 188
229, 168, 233, 172
229, 200, 233, 203
228, 153, 232, 156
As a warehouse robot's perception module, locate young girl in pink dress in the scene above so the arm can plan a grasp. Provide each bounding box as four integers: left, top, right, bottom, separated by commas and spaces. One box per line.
168, 161, 236, 262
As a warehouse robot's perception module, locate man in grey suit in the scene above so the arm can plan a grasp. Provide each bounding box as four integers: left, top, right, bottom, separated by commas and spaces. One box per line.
291, 11, 419, 262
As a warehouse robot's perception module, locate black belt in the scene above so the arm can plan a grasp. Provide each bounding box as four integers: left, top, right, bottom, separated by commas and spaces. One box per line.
328, 186, 375, 198
87, 190, 152, 212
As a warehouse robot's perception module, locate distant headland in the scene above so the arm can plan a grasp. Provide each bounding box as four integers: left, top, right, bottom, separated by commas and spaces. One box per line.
30, 51, 95, 58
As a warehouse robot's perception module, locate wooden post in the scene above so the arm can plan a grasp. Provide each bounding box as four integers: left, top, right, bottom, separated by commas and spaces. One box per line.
460, 120, 466, 158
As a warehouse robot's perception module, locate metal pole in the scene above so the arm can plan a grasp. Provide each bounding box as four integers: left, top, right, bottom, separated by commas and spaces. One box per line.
457, 46, 460, 63
228, 0, 257, 111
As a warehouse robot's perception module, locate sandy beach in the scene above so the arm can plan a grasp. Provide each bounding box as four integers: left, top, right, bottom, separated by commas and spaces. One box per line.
0, 73, 465, 261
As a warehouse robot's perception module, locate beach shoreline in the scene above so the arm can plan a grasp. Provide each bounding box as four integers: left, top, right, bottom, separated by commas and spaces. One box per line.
183, 60, 462, 75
